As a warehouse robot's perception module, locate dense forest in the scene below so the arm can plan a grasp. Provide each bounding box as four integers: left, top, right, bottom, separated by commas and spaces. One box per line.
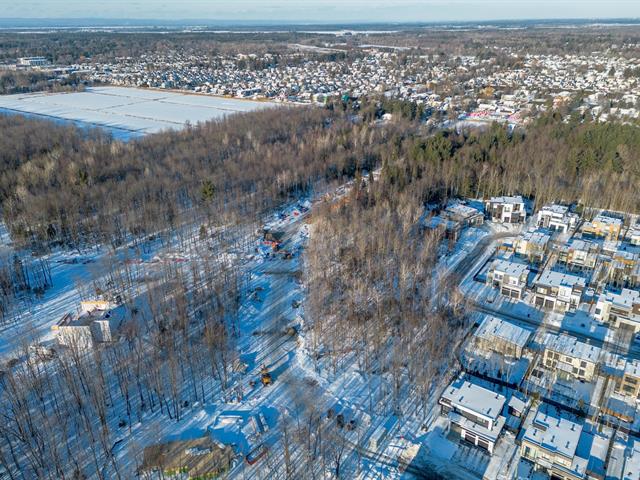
0, 70, 84, 95
0, 106, 396, 249
1, 103, 639, 253
388, 114, 640, 213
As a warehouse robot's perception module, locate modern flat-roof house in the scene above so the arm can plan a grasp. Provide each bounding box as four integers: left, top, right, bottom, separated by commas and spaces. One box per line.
606, 250, 640, 289
52, 300, 124, 349
439, 378, 506, 453
474, 315, 532, 359
441, 203, 484, 229
485, 195, 526, 224
425, 203, 484, 242
487, 259, 530, 300
556, 239, 600, 272
536, 204, 579, 233
615, 359, 640, 399
533, 269, 586, 313
521, 409, 584, 480
514, 229, 551, 264
581, 212, 623, 241
542, 333, 601, 382
424, 215, 459, 240
621, 440, 640, 480
594, 288, 640, 333
521, 408, 608, 480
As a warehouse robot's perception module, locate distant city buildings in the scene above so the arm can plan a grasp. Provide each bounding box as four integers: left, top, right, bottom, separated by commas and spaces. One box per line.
17, 56, 50, 68
61, 39, 640, 123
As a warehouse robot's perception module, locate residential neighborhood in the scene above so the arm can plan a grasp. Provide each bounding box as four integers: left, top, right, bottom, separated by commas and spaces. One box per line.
4, 35, 640, 127
428, 198, 640, 479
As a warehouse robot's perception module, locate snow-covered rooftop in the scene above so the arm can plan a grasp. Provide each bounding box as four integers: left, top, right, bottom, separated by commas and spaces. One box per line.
488, 195, 524, 205
540, 204, 569, 216
623, 440, 640, 480
524, 408, 583, 461
625, 358, 640, 378
491, 258, 529, 278
565, 238, 598, 252
475, 315, 532, 349
543, 333, 602, 364
603, 288, 640, 310
593, 212, 623, 226
535, 269, 586, 289
441, 378, 506, 422
519, 229, 551, 246
444, 202, 483, 219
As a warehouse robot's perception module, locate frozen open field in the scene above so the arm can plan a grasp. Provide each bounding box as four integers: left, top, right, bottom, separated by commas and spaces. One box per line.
0, 86, 279, 138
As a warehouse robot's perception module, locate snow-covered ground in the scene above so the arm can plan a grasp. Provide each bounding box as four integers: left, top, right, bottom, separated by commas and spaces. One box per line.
106, 194, 497, 478
0, 86, 280, 138
11, 191, 637, 479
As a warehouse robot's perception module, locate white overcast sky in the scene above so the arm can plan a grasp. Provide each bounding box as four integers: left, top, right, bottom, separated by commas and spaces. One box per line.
3, 0, 640, 23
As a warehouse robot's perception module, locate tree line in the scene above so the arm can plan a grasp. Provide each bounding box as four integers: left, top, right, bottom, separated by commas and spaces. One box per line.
0, 70, 84, 95
0, 105, 400, 251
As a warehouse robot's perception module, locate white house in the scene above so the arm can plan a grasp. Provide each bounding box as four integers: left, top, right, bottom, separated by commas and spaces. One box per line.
536, 204, 579, 233
487, 259, 530, 300
52, 300, 124, 349
533, 270, 586, 312
594, 288, 640, 332
439, 378, 507, 453
485, 196, 527, 224
521, 409, 585, 480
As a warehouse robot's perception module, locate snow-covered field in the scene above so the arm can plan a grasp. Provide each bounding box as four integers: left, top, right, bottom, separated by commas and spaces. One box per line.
0, 86, 280, 138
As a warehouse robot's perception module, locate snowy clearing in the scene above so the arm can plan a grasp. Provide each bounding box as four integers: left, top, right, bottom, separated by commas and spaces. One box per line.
0, 86, 280, 137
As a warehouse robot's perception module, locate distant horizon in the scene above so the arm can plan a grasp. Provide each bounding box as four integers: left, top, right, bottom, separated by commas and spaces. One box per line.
4, 0, 640, 25
1, 16, 640, 29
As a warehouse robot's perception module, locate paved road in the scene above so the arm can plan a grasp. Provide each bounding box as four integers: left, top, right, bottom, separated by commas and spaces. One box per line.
451, 231, 516, 280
